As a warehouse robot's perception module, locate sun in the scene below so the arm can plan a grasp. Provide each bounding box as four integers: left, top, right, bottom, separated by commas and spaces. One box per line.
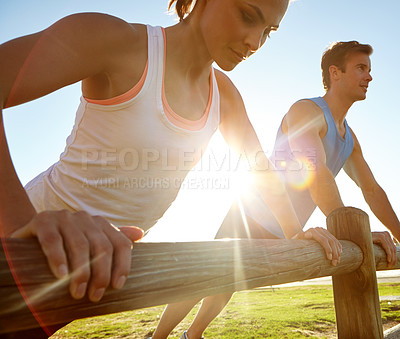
229, 164, 254, 198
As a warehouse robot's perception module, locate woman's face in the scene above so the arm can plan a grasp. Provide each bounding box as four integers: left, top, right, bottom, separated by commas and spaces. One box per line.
199, 0, 289, 71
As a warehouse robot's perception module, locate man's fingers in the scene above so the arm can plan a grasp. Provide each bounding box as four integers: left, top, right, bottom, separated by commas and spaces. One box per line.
372, 232, 397, 268
382, 241, 396, 268
304, 228, 341, 266
308, 229, 333, 260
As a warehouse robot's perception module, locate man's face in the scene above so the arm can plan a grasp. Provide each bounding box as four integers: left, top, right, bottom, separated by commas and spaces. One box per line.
339, 52, 373, 102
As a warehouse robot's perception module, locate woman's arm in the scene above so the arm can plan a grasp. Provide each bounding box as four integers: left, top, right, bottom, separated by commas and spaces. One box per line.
215, 70, 341, 265
0, 13, 145, 301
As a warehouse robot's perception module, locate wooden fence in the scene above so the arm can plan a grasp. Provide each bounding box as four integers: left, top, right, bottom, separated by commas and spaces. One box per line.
1, 207, 399, 337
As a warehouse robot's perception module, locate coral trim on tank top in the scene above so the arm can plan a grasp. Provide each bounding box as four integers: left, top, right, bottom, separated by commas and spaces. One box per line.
84, 61, 148, 105
161, 28, 212, 131
84, 26, 213, 131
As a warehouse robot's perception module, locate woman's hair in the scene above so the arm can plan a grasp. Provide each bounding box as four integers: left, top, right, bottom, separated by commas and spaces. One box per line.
168, 0, 197, 21
321, 41, 373, 91
168, 0, 294, 22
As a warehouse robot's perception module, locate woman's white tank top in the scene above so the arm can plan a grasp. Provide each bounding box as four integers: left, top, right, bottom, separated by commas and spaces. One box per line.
25, 25, 220, 230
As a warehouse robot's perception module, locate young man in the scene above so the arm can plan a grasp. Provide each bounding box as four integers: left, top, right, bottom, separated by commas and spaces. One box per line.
220, 41, 400, 247
153, 41, 399, 339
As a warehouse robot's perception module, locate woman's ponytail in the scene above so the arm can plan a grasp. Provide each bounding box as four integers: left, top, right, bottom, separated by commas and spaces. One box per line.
168, 0, 197, 21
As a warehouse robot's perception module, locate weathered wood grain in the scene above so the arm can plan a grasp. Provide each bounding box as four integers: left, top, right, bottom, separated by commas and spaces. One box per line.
0, 228, 398, 334
328, 207, 384, 339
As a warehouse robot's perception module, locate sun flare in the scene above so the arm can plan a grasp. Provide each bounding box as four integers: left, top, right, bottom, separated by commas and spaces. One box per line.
285, 156, 316, 191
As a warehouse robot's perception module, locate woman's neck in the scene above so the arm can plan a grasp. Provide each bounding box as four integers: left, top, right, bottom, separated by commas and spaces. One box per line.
165, 17, 213, 83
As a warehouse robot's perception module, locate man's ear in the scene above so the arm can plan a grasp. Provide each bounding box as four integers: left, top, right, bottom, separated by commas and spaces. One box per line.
329, 65, 342, 83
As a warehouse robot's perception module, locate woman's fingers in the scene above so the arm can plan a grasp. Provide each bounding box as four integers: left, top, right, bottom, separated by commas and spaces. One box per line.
12, 211, 70, 279
59, 211, 92, 300
104, 225, 135, 290
85, 229, 113, 302
119, 226, 144, 242
96, 220, 136, 292
10, 210, 144, 302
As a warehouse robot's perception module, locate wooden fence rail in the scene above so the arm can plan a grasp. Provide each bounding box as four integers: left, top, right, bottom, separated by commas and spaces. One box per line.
0, 207, 399, 337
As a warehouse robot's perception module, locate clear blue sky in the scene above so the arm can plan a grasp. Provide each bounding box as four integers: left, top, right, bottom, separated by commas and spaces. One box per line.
1, 0, 399, 241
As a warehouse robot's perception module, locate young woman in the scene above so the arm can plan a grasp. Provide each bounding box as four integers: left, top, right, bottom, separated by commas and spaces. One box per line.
0, 0, 342, 336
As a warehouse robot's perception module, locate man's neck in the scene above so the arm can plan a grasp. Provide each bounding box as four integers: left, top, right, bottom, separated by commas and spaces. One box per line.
322, 91, 354, 127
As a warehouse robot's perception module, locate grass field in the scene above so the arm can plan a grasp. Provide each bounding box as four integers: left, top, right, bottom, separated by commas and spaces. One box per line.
51, 283, 400, 338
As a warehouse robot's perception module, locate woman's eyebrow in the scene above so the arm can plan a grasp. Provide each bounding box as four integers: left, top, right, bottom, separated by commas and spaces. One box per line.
248, 4, 265, 24
248, 3, 280, 29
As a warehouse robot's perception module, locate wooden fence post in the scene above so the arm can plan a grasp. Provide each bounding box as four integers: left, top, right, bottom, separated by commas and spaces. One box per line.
327, 207, 383, 339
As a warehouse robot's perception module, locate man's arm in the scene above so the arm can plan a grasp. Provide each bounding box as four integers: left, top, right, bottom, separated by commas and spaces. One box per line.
344, 129, 400, 240
285, 104, 396, 266
284, 100, 345, 215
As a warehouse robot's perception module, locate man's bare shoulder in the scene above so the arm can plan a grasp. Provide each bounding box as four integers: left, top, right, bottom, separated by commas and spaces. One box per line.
290, 99, 324, 117
283, 99, 326, 134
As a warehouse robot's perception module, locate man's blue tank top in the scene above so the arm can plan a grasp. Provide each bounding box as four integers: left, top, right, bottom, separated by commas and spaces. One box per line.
243, 97, 354, 238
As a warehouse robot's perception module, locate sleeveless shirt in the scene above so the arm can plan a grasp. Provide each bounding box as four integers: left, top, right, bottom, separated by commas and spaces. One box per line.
243, 97, 354, 238
25, 25, 220, 230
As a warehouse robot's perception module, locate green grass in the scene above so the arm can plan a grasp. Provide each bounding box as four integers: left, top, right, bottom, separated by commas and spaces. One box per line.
51, 283, 400, 339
